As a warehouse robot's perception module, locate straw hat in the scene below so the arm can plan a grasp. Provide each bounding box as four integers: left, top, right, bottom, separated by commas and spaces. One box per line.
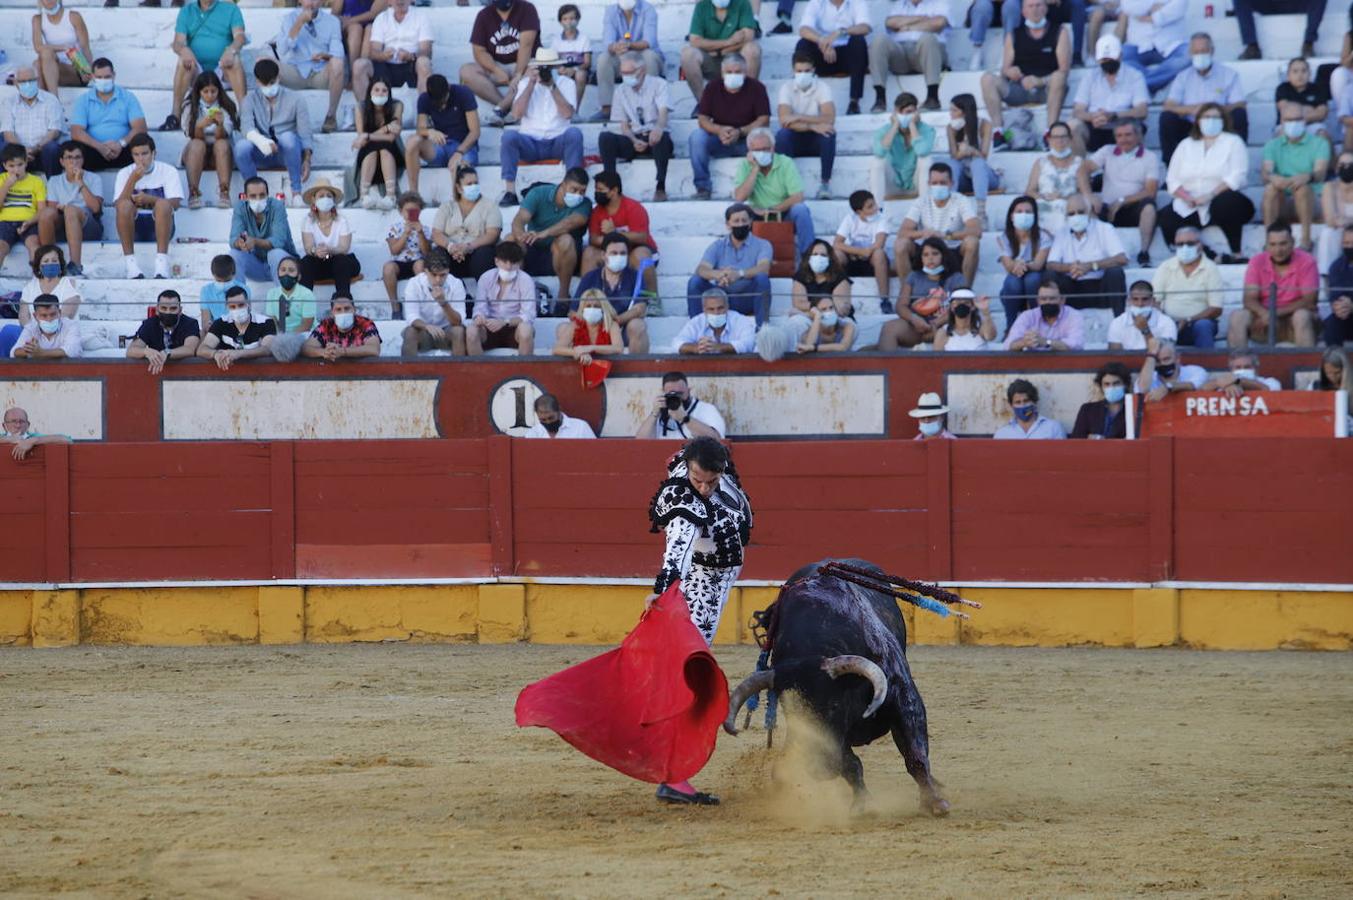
301, 178, 344, 207
529, 48, 567, 67
908, 392, 949, 418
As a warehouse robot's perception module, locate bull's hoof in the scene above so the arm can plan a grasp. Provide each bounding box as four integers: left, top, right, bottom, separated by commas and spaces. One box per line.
925, 795, 951, 818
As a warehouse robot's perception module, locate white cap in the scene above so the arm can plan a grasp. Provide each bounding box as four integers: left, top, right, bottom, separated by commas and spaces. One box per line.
1095, 34, 1122, 61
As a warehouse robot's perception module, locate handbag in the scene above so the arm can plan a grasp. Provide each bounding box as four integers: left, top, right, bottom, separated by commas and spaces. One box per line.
753, 211, 797, 278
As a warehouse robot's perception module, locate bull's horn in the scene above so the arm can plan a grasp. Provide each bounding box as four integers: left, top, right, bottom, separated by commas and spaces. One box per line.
821, 656, 889, 719
723, 670, 775, 736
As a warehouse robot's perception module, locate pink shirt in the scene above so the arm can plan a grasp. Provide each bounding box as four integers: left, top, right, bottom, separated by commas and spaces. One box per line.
1243, 249, 1318, 309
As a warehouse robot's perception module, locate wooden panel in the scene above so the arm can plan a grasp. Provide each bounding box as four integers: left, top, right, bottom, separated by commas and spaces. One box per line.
68, 442, 272, 478
293, 474, 490, 509
294, 508, 490, 545
296, 542, 492, 578
70, 547, 273, 582
69, 474, 272, 512
70, 511, 274, 550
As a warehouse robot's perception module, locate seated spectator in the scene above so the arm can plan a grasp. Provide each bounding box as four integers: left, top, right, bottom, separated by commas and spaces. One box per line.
1150, 227, 1222, 348
681, 0, 761, 103
795, 0, 871, 116
676, 287, 756, 355
352, 0, 432, 103
797, 294, 856, 353
469, 241, 536, 355
792, 239, 853, 323
1324, 225, 1353, 347
352, 78, 404, 209
552, 5, 592, 111
37, 143, 100, 278
993, 378, 1067, 439
499, 49, 584, 206
1026, 119, 1090, 232
832, 190, 888, 309
687, 203, 772, 324
879, 236, 965, 350
383, 192, 431, 319
2, 66, 64, 178
971, 0, 1085, 64
872, 92, 934, 197
334, 0, 387, 68
582, 171, 657, 295
180, 72, 236, 211
1159, 33, 1247, 164
980, 0, 1071, 151
401, 247, 467, 357
996, 196, 1052, 328
1320, 156, 1353, 270
271, 0, 347, 134
896, 162, 980, 291
299, 179, 361, 298
302, 295, 382, 362
1107, 280, 1176, 350
230, 176, 299, 284
69, 58, 146, 173
198, 286, 276, 370
2, 406, 71, 459
595, 0, 664, 124
1201, 348, 1282, 397
460, 0, 540, 120
265, 256, 316, 335
634, 370, 726, 439
1070, 35, 1148, 154
10, 294, 80, 359
1262, 108, 1329, 253
942, 92, 1000, 220
127, 289, 201, 375
689, 53, 771, 201
0, 144, 45, 274
1047, 193, 1128, 314
1138, 338, 1206, 402
165, 0, 246, 133
199, 254, 248, 331
1004, 280, 1086, 350
236, 59, 313, 207
575, 232, 652, 353
599, 51, 674, 202
908, 391, 953, 440
1158, 103, 1252, 263
1276, 57, 1329, 143
933, 287, 996, 351
1236, 0, 1320, 60
1118, 0, 1187, 93
432, 166, 502, 283
1070, 361, 1132, 439
554, 288, 623, 365
869, 0, 952, 113
1229, 222, 1318, 349
114, 134, 183, 281
18, 244, 79, 325
509, 169, 591, 305
405, 75, 480, 197
733, 127, 816, 257
32, 0, 94, 95
1312, 347, 1349, 394
1085, 119, 1158, 267
775, 53, 836, 200
525, 393, 596, 439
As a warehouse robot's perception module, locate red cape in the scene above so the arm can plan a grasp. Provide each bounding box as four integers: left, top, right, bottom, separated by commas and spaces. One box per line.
514, 583, 730, 784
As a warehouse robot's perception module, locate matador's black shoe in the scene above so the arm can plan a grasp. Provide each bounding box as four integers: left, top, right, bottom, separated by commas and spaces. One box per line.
656, 784, 720, 805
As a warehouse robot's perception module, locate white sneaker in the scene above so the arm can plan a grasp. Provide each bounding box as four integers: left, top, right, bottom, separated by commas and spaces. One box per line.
361, 189, 379, 210
290, 191, 306, 208
154, 254, 170, 279
124, 257, 144, 280
379, 191, 397, 210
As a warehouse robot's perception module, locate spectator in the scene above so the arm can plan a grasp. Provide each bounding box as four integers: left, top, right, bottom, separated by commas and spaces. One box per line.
681, 0, 761, 103
871, 91, 934, 197
797, 294, 857, 353
980, 0, 1071, 151
996, 195, 1052, 328
895, 162, 980, 290
933, 287, 996, 351
69, 58, 146, 172
553, 288, 623, 365
230, 176, 299, 283
1085, 118, 1159, 267
582, 170, 657, 293
352, 78, 404, 210
199, 254, 248, 332
18, 244, 79, 325
1201, 348, 1282, 397
302, 294, 382, 362
469, 242, 536, 356
114, 134, 183, 281
1106, 279, 1175, 350
1047, 193, 1128, 314
525, 393, 596, 439
733, 127, 816, 257
869, 0, 952, 113
595, 0, 664, 124
1071, 35, 1148, 154
634, 370, 726, 439
272, 0, 347, 134
1159, 33, 1247, 164
1229, 222, 1318, 349
36, 143, 99, 278
10, 294, 80, 359
1275, 57, 1329, 142
552, 4, 592, 111
265, 256, 316, 335
687, 203, 772, 324
1070, 361, 1132, 439
775, 53, 836, 200
942, 92, 1000, 220
1237, 0, 1321, 60
461, 0, 540, 121
498, 49, 584, 206
689, 53, 771, 201
1262, 107, 1329, 253
971, 0, 1086, 64
676, 287, 756, 355
2, 66, 64, 178
792, 238, 853, 324
197, 286, 276, 370
1324, 225, 1353, 347
2, 406, 71, 460
180, 72, 236, 212
383, 191, 431, 319
832, 190, 888, 309
165, 0, 247, 133
1004, 279, 1085, 350
795, 0, 871, 116
879, 236, 966, 350
299, 179, 361, 298
31, 0, 94, 95
401, 246, 467, 357
1320, 155, 1353, 270
431, 165, 502, 283
334, 0, 387, 65
1312, 347, 1348, 395
908, 391, 954, 440
405, 74, 481, 197
508, 168, 591, 304
235, 58, 313, 207
993, 378, 1067, 439
127, 289, 201, 374
352, 0, 432, 104
1158, 103, 1252, 263
1025, 119, 1090, 232
1151, 226, 1222, 348
1138, 338, 1206, 402
574, 232, 652, 353
0, 143, 45, 274
599, 51, 674, 202
1118, 0, 1188, 93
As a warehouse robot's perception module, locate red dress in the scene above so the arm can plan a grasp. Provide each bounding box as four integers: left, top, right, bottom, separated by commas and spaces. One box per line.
572, 319, 613, 348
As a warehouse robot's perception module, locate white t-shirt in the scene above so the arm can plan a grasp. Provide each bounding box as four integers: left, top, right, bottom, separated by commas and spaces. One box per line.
903, 194, 976, 241
303, 214, 352, 252
654, 397, 726, 439
941, 329, 988, 351
799, 0, 871, 45
515, 74, 578, 140
835, 210, 886, 249
525, 413, 596, 439
776, 78, 834, 118
551, 32, 590, 66
113, 160, 185, 213
1106, 307, 1179, 350
21, 276, 79, 308
370, 8, 432, 55
404, 271, 467, 329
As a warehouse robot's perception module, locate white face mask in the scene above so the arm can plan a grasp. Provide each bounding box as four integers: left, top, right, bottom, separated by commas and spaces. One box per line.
896, 112, 913, 128
751, 150, 773, 167
793, 71, 814, 89
1050, 145, 1072, 159
706, 312, 727, 329
949, 117, 965, 130
1199, 117, 1223, 137
605, 253, 627, 272
229, 306, 250, 324
918, 419, 942, 437
1232, 367, 1257, 381
371, 93, 389, 107
497, 264, 515, 282
92, 77, 114, 94
808, 254, 829, 274
248, 198, 268, 214
259, 82, 280, 99
581, 307, 604, 324
334, 311, 355, 330
1283, 120, 1306, 140
621, 73, 639, 88
819, 310, 838, 327
1191, 53, 1212, 71
314, 196, 336, 213
37, 317, 61, 335
1176, 243, 1200, 264
618, 0, 636, 9
1129, 305, 1151, 317
461, 183, 481, 201
562, 192, 585, 208
723, 72, 745, 91
1067, 213, 1089, 233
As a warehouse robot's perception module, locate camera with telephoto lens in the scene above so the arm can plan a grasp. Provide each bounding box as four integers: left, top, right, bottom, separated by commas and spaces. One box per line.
664, 392, 685, 411
538, 65, 553, 85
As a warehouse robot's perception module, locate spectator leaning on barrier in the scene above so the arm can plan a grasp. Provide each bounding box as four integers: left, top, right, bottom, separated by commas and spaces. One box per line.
792, 238, 853, 321
19, 245, 79, 325
265, 256, 316, 335
775, 53, 836, 201
933, 287, 995, 351
873, 92, 934, 197
1004, 279, 1085, 351
582, 170, 658, 294
689, 53, 771, 202
595, 0, 664, 124
1070, 34, 1148, 155
832, 190, 889, 308
681, 0, 761, 104
199, 254, 247, 331
896, 161, 981, 292
10, 293, 80, 360
469, 241, 536, 356
1070, 361, 1133, 440
1, 66, 64, 178
687, 203, 772, 324
509, 169, 591, 305
198, 285, 276, 371
993, 378, 1067, 439
1158, 33, 1247, 164
553, 288, 623, 366
1201, 348, 1282, 398
795, 0, 871, 116
870, 0, 952, 114
230, 177, 299, 284
127, 289, 201, 375
37, 142, 101, 278
2, 406, 71, 460
114, 134, 183, 281
303, 294, 382, 362
676, 287, 757, 355
236, 58, 313, 208
1107, 280, 1176, 351
1138, 338, 1206, 402
1324, 225, 1353, 348
1230, 221, 1318, 349
69, 58, 146, 173
909, 391, 954, 440
733, 127, 816, 258
353, 0, 433, 104
405, 75, 482, 197
1085, 118, 1159, 268
165, 0, 247, 135
383, 191, 432, 319
499, 48, 585, 207
1151, 226, 1222, 348
797, 291, 857, 353
271, 0, 347, 134
431, 165, 502, 282
461, 0, 541, 121
525, 392, 596, 439
1262, 107, 1330, 254
1047, 193, 1128, 315
0, 143, 46, 274
600, 51, 674, 203
634, 369, 727, 439
401, 247, 468, 357
980, 0, 1071, 151
180, 72, 237, 211
574, 233, 652, 354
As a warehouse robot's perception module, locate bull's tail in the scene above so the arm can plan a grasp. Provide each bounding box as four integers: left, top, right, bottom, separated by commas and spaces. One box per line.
724, 655, 888, 736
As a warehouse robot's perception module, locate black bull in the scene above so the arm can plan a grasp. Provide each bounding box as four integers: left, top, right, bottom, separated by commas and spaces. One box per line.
724, 558, 950, 817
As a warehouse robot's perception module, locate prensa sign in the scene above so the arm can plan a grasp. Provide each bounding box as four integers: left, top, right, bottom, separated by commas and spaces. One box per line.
1184, 395, 1270, 416
1142, 391, 1348, 438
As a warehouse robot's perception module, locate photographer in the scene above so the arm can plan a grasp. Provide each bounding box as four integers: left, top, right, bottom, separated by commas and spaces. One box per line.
635, 370, 726, 440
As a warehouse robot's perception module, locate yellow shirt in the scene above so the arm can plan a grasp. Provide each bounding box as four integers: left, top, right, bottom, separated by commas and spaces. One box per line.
0, 173, 46, 223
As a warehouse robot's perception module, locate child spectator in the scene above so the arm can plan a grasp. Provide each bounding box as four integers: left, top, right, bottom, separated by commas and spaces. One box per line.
872, 92, 934, 198
199, 254, 249, 332
553, 4, 592, 112
383, 192, 432, 320
113, 133, 183, 280
831, 190, 889, 309
180, 71, 237, 211
0, 143, 45, 273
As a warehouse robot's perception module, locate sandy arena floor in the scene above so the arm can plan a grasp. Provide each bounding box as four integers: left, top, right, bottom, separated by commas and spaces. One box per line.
2, 643, 1350, 898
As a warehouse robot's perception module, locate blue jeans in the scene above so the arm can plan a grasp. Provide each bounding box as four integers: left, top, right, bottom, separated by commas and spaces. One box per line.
1000, 270, 1044, 331
231, 246, 292, 283
1236, 0, 1325, 46
234, 131, 305, 193
1121, 44, 1191, 94
942, 154, 1001, 200
774, 128, 836, 183
689, 132, 747, 193
428, 142, 480, 168
499, 129, 583, 184
686, 274, 772, 325
1176, 317, 1218, 349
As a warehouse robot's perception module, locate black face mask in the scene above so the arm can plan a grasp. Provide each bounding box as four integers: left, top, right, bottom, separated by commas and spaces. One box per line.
278, 275, 299, 291
1344, 247, 1353, 262
495, 0, 513, 9
951, 303, 972, 319
158, 312, 180, 327
1039, 302, 1060, 321
594, 191, 610, 206
541, 418, 561, 434
1157, 363, 1177, 378
1340, 165, 1353, 184
730, 224, 752, 241
1100, 59, 1120, 75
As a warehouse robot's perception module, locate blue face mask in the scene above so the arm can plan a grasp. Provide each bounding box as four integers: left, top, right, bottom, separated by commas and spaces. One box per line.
1012, 211, 1035, 230
461, 183, 481, 201
1103, 385, 1126, 403
930, 184, 950, 202
17, 81, 38, 100
1024, 17, 1047, 29
563, 191, 585, 208
39, 262, 62, 278
1013, 404, 1038, 422
1199, 117, 1223, 138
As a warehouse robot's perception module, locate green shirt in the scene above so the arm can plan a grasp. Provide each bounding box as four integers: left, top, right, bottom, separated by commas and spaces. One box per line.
1262, 132, 1330, 190
732, 153, 804, 209
265, 285, 316, 334
689, 0, 758, 41
873, 121, 936, 193
521, 183, 591, 244
175, 0, 245, 71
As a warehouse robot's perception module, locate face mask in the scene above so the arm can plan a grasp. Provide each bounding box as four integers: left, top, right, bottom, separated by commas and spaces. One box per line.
39, 262, 61, 278
712, 0, 730, 7
260, 82, 280, 99
1191, 53, 1212, 71
605, 254, 627, 272
230, 306, 250, 324
248, 198, 268, 214
92, 77, 114, 94
278, 274, 299, 291
563, 192, 585, 208
706, 312, 727, 329
594, 192, 611, 207
1157, 362, 1177, 378
1176, 243, 1200, 264
1129, 305, 1151, 317
921, 264, 944, 276
495, 0, 513, 9
808, 254, 829, 274
461, 183, 482, 201
371, 94, 389, 107
730, 224, 752, 241
1024, 17, 1047, 29
1232, 367, 1256, 381
1067, 213, 1089, 233
930, 184, 950, 202
793, 71, 814, 90
951, 302, 972, 319
1039, 302, 1060, 321
581, 307, 604, 325
751, 150, 773, 167
618, 0, 636, 10
1199, 117, 1223, 138
158, 312, 180, 328
918, 419, 943, 437
1339, 165, 1353, 184
37, 317, 61, 335
44, 0, 62, 12
1100, 59, 1120, 76
949, 117, 965, 131
896, 112, 913, 128
1014, 404, 1038, 422
723, 72, 745, 91
1050, 145, 1072, 158
819, 310, 838, 327
497, 264, 515, 281
1283, 120, 1306, 140
334, 311, 355, 330
1006, 212, 1035, 233
621, 74, 639, 89
541, 418, 562, 434
17, 81, 38, 100
1103, 385, 1126, 404
1343, 247, 1353, 261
